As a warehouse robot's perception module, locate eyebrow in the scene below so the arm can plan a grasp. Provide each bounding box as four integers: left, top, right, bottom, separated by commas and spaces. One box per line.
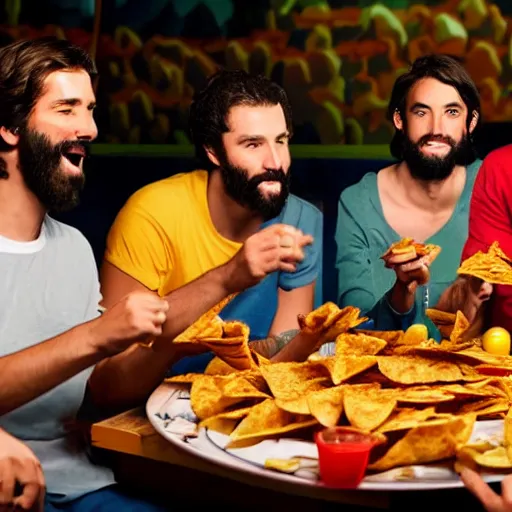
50, 98, 96, 109
409, 101, 464, 111
236, 132, 290, 144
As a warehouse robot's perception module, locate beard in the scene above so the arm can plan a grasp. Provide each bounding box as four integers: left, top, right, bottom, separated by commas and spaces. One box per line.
17, 127, 87, 213
402, 131, 475, 182
219, 158, 290, 221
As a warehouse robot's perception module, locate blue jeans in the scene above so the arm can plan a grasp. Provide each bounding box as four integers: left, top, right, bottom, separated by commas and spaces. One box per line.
45, 485, 168, 511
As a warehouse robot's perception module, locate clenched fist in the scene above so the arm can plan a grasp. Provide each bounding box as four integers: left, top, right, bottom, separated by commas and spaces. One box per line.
91, 291, 169, 355
223, 224, 314, 293
0, 429, 45, 511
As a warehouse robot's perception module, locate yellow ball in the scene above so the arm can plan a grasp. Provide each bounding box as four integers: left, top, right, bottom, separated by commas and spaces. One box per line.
482, 327, 511, 356
403, 324, 428, 344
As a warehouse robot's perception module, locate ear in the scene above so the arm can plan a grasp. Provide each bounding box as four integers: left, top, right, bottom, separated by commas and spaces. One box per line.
205, 146, 220, 167
392, 109, 403, 131
468, 111, 479, 133
0, 126, 19, 147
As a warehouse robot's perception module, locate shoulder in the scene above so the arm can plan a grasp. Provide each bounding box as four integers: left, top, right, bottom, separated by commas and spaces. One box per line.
125, 170, 207, 211
285, 194, 322, 222
482, 144, 512, 174
44, 216, 95, 263
340, 172, 377, 206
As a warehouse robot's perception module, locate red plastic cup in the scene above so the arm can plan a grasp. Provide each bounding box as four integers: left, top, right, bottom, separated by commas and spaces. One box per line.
315, 427, 382, 489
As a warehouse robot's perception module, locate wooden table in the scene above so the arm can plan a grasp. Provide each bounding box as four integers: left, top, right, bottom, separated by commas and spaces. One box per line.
91, 408, 489, 511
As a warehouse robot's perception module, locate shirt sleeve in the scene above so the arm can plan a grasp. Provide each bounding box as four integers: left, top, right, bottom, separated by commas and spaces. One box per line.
278, 204, 323, 292
335, 193, 416, 331
104, 196, 172, 292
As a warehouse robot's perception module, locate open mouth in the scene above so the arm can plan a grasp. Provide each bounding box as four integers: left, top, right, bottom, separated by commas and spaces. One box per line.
62, 146, 86, 168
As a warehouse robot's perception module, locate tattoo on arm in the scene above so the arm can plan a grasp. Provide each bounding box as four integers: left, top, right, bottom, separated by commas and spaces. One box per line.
249, 329, 300, 358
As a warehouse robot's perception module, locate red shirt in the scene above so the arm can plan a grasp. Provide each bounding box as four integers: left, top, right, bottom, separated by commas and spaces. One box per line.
462, 145, 512, 332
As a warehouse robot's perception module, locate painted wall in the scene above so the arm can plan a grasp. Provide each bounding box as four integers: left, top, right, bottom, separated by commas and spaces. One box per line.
1, 0, 511, 145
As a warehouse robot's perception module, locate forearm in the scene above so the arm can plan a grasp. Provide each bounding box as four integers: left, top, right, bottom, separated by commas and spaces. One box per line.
162, 263, 232, 339
87, 339, 181, 412
367, 287, 417, 331
388, 280, 416, 314
0, 321, 102, 415
271, 331, 321, 363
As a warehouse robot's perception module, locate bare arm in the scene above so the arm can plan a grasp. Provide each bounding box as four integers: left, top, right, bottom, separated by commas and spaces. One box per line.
249, 284, 319, 363
100, 260, 232, 339
268, 283, 315, 337
0, 291, 167, 417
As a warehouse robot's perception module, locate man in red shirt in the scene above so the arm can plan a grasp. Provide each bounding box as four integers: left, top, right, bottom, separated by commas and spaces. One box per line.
460, 144, 512, 332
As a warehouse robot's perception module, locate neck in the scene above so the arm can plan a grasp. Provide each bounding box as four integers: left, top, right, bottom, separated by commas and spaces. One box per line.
394, 161, 466, 212
207, 169, 264, 243
0, 155, 46, 241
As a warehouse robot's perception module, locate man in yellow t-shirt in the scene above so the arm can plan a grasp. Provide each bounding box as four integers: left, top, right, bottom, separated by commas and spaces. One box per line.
100, 69, 323, 372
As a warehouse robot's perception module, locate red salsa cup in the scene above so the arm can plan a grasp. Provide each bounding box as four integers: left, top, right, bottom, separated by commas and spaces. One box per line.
315, 427, 383, 489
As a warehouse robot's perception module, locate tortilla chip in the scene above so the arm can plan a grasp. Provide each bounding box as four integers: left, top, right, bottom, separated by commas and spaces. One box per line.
457, 242, 512, 285
377, 407, 441, 433
396, 386, 456, 404
165, 373, 204, 384
343, 384, 397, 431
204, 357, 237, 376
307, 385, 345, 427
335, 332, 387, 356
473, 446, 512, 469
200, 321, 258, 371
226, 399, 317, 449
426, 308, 457, 326
369, 414, 476, 471
354, 329, 405, 346
259, 362, 330, 402
450, 311, 471, 343
275, 379, 328, 415
174, 294, 237, 342
199, 406, 255, 435
458, 398, 510, 418
190, 373, 269, 420
317, 355, 378, 385
297, 303, 367, 344
505, 406, 512, 463
377, 355, 485, 385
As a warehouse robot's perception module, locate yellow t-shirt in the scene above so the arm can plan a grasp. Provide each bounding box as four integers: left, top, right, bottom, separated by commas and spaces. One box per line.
105, 170, 242, 297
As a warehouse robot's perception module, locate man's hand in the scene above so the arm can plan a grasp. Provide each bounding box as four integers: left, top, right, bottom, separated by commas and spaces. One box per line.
90, 291, 169, 355
384, 252, 433, 289
224, 224, 313, 293
0, 430, 45, 511
461, 467, 512, 511
384, 251, 436, 314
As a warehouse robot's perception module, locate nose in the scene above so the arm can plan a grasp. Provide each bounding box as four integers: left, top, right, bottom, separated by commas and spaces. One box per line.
478, 282, 493, 301
76, 111, 98, 141
431, 112, 444, 136
264, 142, 282, 170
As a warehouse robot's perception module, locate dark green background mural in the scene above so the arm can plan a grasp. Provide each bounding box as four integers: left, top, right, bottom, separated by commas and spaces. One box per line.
1, 0, 511, 145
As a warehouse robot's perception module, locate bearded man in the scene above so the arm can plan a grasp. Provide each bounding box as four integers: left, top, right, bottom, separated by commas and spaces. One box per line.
334, 54, 482, 332
100, 69, 323, 372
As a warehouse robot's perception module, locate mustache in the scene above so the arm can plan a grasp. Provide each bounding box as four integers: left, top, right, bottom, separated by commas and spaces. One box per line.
417, 133, 457, 148
248, 168, 288, 187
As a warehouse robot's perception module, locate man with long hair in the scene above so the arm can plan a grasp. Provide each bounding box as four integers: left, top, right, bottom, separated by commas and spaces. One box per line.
335, 54, 486, 333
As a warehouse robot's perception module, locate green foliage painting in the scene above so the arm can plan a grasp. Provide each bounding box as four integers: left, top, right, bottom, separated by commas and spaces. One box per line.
1, 0, 511, 145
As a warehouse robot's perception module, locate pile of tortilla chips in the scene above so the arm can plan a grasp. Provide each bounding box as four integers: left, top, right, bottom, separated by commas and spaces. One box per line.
458, 241, 512, 284
166, 300, 512, 475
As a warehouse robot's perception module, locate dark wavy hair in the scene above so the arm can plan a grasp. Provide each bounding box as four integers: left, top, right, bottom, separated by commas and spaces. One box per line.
388, 54, 481, 160
188, 68, 293, 170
